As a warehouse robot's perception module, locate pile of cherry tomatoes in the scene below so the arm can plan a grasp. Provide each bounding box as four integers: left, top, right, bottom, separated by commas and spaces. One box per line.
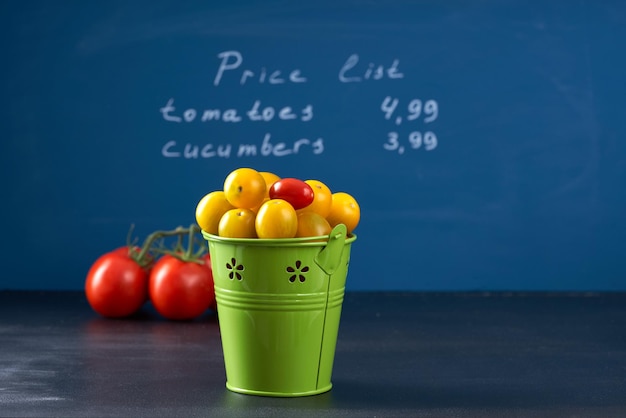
195, 167, 360, 239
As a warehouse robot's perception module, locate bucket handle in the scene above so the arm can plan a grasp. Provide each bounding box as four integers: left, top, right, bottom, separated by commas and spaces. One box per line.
314, 224, 347, 275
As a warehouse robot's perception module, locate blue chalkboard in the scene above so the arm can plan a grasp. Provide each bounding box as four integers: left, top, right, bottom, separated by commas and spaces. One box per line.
2, 0, 626, 291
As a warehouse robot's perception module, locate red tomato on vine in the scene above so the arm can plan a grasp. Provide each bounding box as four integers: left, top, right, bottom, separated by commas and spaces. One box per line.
85, 246, 152, 318
149, 253, 215, 320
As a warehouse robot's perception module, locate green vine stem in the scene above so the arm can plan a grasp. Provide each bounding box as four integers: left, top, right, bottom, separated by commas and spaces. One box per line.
131, 224, 207, 267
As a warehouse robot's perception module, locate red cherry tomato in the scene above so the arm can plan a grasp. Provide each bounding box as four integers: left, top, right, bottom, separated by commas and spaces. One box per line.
85, 250, 150, 318
149, 254, 215, 320
268, 178, 314, 210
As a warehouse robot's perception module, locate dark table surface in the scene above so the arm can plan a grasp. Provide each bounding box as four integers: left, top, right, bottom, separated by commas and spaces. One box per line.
1, 290, 626, 417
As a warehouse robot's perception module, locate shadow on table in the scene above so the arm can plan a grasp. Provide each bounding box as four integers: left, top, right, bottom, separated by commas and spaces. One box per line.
220, 389, 335, 409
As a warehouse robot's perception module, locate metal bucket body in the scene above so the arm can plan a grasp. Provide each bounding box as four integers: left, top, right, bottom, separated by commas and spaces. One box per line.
203, 224, 355, 397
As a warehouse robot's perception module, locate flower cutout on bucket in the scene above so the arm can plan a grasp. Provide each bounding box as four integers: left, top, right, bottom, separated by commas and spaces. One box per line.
226, 257, 244, 281
287, 260, 309, 283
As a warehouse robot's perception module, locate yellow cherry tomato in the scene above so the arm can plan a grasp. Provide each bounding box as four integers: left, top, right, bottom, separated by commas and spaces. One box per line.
255, 199, 298, 239
195, 191, 235, 235
297, 179, 332, 218
326, 192, 360, 234
251, 197, 270, 214
218, 208, 257, 238
259, 171, 281, 198
223, 168, 266, 209
296, 211, 332, 238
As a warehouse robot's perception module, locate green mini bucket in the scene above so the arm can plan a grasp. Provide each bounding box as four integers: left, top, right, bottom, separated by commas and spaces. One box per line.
202, 224, 356, 397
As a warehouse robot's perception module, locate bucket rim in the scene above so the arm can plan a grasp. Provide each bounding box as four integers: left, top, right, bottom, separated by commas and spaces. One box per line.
202, 229, 356, 247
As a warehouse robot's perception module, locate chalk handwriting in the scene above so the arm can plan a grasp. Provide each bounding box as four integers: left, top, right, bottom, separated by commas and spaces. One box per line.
214, 50, 307, 86
160, 51, 435, 159
339, 54, 404, 83
381, 96, 438, 125
212, 50, 404, 86
383, 131, 438, 154
160, 98, 314, 123
162, 134, 324, 159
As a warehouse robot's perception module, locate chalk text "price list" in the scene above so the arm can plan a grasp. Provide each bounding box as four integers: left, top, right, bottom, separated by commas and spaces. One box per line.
381, 96, 438, 154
